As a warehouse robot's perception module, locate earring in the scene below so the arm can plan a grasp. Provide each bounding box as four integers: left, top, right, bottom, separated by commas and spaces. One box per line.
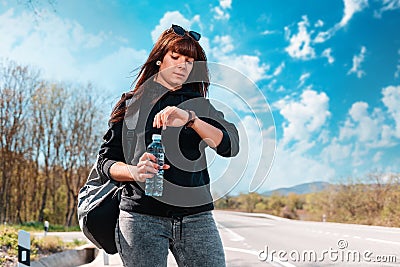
156, 60, 161, 66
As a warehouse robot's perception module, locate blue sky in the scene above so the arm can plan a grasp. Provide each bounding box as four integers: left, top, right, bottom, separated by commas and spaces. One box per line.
1, 0, 400, 194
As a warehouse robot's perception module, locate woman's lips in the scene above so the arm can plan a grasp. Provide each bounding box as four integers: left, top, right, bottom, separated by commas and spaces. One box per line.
173, 72, 185, 78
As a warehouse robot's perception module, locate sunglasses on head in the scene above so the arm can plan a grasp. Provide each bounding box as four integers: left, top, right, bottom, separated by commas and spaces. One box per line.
170, 24, 201, 41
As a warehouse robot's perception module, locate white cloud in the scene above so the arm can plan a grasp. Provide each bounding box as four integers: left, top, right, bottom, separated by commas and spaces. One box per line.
262, 142, 336, 190
340, 102, 382, 142
212, 35, 234, 54
298, 72, 311, 88
347, 46, 367, 78
351, 143, 370, 166
212, 0, 232, 20
0, 8, 147, 94
340, 0, 369, 27
208, 95, 275, 194
220, 0, 232, 9
213, 7, 229, 20
285, 15, 316, 60
82, 47, 147, 95
395, 49, 400, 78
210, 35, 269, 83
261, 29, 276, 35
382, 85, 400, 138
314, 0, 368, 43
320, 85, 400, 173
373, 151, 383, 163
212, 55, 269, 84
231, 115, 276, 193
314, 29, 333, 44
151, 11, 200, 43
374, 0, 400, 18
339, 97, 396, 147
322, 48, 335, 64
274, 89, 331, 146
396, 65, 400, 79
266, 84, 400, 190
265, 62, 285, 79
272, 62, 285, 77
321, 138, 352, 164
314, 20, 324, 27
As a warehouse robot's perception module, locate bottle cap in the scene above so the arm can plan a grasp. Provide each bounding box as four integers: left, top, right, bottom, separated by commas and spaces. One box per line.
152, 134, 161, 141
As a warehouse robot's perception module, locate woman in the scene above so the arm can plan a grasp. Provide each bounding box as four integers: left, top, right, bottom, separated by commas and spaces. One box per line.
97, 24, 239, 267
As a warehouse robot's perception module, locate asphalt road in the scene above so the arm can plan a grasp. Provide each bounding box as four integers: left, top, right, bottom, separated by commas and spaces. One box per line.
37, 210, 400, 267
215, 210, 400, 267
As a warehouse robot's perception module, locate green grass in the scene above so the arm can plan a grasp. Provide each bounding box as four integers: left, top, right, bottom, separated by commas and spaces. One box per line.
0, 224, 86, 265
18, 221, 81, 232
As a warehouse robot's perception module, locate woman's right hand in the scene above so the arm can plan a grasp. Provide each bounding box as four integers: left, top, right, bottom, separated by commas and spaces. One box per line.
129, 152, 170, 182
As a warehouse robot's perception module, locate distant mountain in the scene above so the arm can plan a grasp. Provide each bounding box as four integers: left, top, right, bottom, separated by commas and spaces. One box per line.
261, 181, 331, 196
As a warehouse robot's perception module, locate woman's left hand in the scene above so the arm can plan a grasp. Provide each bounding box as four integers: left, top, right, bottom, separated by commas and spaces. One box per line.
153, 106, 189, 129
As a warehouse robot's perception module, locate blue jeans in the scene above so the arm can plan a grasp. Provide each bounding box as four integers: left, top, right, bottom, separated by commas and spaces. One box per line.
115, 210, 226, 267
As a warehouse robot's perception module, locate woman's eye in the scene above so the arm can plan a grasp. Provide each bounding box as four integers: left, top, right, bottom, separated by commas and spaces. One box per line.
171, 56, 179, 60
187, 60, 194, 65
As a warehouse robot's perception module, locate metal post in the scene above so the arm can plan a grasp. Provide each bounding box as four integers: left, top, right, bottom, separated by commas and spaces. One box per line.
18, 230, 30, 267
103, 250, 109, 265
44, 221, 49, 236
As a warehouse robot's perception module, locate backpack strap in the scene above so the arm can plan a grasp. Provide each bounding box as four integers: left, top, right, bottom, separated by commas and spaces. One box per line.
124, 93, 140, 164
125, 129, 136, 164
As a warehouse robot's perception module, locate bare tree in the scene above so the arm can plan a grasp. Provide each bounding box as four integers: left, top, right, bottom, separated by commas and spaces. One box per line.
18, 0, 57, 17
0, 60, 40, 223
30, 83, 67, 222
61, 84, 103, 226
0, 60, 106, 226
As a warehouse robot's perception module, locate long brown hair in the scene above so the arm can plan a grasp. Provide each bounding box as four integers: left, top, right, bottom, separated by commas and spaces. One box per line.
110, 26, 209, 123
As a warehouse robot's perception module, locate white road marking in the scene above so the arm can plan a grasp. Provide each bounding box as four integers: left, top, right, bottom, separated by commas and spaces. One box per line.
218, 214, 274, 226
224, 247, 296, 267
225, 247, 258, 256
217, 223, 245, 241
365, 238, 400, 246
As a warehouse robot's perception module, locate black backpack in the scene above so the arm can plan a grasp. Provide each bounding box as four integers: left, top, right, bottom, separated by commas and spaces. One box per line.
77, 129, 136, 254
77, 93, 139, 254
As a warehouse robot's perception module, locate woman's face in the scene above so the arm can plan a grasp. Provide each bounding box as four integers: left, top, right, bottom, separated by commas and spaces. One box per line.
155, 51, 194, 90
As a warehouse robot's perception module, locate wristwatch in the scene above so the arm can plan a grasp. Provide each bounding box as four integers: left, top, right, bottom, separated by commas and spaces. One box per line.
185, 110, 197, 128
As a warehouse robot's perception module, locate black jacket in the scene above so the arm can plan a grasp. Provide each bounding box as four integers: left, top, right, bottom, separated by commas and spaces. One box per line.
97, 81, 239, 218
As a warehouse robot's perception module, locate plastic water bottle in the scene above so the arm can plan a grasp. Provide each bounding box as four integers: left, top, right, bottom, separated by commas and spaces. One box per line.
145, 134, 164, 196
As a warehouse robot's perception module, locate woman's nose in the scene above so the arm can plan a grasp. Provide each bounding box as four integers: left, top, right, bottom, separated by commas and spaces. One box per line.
176, 59, 187, 69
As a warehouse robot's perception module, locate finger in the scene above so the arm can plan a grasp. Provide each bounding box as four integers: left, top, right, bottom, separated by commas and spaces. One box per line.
161, 111, 168, 130
138, 164, 157, 174
138, 160, 158, 170
159, 108, 167, 127
162, 164, 170, 169
161, 107, 175, 128
145, 165, 158, 173
149, 161, 160, 169
138, 173, 155, 182
153, 114, 157, 127
140, 152, 156, 162
147, 153, 157, 162
139, 153, 148, 162
154, 113, 159, 128
145, 157, 159, 167
160, 107, 171, 127
157, 111, 162, 128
